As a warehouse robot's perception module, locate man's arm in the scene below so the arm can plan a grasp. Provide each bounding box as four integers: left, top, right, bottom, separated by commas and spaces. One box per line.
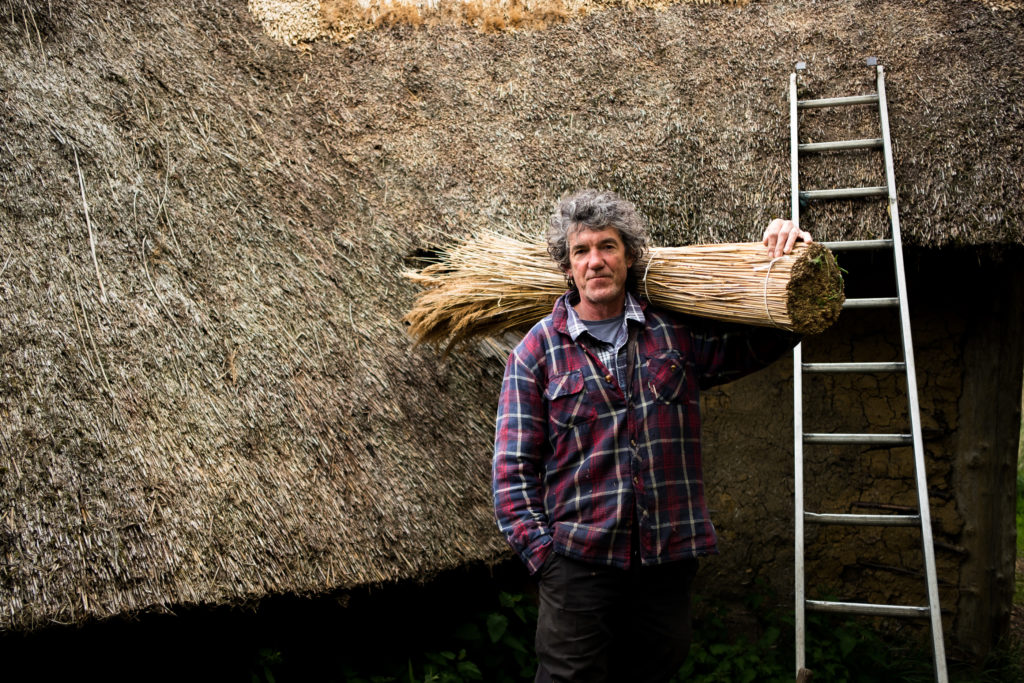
689, 219, 811, 386
688, 319, 801, 390
492, 350, 553, 574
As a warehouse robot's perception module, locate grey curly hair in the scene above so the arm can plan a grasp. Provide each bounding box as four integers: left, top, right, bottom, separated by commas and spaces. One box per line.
547, 189, 650, 292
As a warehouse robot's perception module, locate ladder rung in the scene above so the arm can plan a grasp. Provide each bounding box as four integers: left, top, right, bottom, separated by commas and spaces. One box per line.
804, 512, 921, 527
821, 239, 894, 251
799, 138, 884, 153
842, 297, 899, 310
802, 362, 906, 373
804, 433, 913, 445
797, 94, 880, 109
806, 600, 930, 618
801, 186, 888, 201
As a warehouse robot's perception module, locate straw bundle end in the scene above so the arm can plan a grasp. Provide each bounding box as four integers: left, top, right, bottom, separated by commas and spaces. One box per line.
785, 242, 845, 335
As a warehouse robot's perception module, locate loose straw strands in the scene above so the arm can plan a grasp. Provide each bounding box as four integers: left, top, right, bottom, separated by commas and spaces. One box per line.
404, 232, 564, 347
404, 232, 844, 349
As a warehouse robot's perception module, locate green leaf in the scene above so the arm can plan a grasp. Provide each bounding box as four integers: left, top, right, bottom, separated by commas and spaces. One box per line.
453, 622, 483, 642
502, 634, 528, 654
838, 629, 857, 658
486, 613, 509, 643
456, 661, 483, 680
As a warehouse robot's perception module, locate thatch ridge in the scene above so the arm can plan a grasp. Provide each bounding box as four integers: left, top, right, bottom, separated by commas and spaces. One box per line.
1, 0, 1022, 631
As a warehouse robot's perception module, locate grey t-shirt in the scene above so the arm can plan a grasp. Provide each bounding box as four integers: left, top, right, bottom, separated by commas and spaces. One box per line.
580, 313, 628, 390
582, 314, 625, 345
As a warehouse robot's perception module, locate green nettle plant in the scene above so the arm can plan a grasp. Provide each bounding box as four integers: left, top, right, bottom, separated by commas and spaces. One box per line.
334, 591, 537, 683
409, 591, 537, 683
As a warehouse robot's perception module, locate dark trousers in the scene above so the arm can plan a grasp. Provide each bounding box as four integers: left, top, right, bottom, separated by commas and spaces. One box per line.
534, 553, 699, 683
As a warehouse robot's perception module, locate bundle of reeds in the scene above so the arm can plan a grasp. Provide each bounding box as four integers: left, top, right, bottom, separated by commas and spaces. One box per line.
404, 231, 844, 348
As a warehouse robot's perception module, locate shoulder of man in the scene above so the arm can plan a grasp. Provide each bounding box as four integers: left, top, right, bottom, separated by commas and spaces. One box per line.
642, 300, 748, 334
645, 303, 799, 350
639, 301, 700, 332
509, 312, 558, 367
507, 295, 579, 374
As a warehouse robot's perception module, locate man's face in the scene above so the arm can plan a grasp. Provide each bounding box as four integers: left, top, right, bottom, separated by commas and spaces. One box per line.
566, 226, 635, 320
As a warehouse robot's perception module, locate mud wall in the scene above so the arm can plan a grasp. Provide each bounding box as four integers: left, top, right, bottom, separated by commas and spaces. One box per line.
694, 248, 1023, 659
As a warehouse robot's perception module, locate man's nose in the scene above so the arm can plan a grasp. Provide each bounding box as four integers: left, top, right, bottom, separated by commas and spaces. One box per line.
586, 248, 603, 269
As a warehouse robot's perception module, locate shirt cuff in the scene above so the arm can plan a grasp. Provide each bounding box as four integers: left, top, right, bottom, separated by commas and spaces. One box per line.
523, 536, 553, 575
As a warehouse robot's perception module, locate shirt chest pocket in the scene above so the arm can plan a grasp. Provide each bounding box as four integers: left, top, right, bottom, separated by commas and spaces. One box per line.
645, 351, 687, 404
545, 370, 597, 431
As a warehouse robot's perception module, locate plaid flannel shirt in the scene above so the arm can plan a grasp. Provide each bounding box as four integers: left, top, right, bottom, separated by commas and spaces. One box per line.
492, 291, 799, 573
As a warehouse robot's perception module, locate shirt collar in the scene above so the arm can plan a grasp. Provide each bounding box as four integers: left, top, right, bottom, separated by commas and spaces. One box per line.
564, 291, 646, 342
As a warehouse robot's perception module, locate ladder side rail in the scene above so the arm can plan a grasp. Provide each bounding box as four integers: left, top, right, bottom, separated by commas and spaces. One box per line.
876, 64, 949, 683
789, 70, 808, 679
794, 342, 807, 677
790, 71, 802, 237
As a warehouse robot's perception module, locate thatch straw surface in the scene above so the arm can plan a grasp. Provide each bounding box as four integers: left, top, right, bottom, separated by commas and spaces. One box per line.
404, 233, 843, 348
1, 0, 1022, 630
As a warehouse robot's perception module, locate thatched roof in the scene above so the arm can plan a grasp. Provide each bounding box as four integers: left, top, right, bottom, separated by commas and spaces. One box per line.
1, 0, 1021, 631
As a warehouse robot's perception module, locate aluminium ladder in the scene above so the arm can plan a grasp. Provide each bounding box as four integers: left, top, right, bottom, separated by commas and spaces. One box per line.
789, 61, 948, 683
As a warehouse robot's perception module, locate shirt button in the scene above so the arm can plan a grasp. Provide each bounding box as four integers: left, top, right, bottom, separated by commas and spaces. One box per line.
630, 439, 637, 448
605, 374, 613, 383
633, 476, 640, 485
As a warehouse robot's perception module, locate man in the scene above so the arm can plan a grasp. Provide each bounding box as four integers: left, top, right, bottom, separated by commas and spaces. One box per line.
492, 189, 811, 683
